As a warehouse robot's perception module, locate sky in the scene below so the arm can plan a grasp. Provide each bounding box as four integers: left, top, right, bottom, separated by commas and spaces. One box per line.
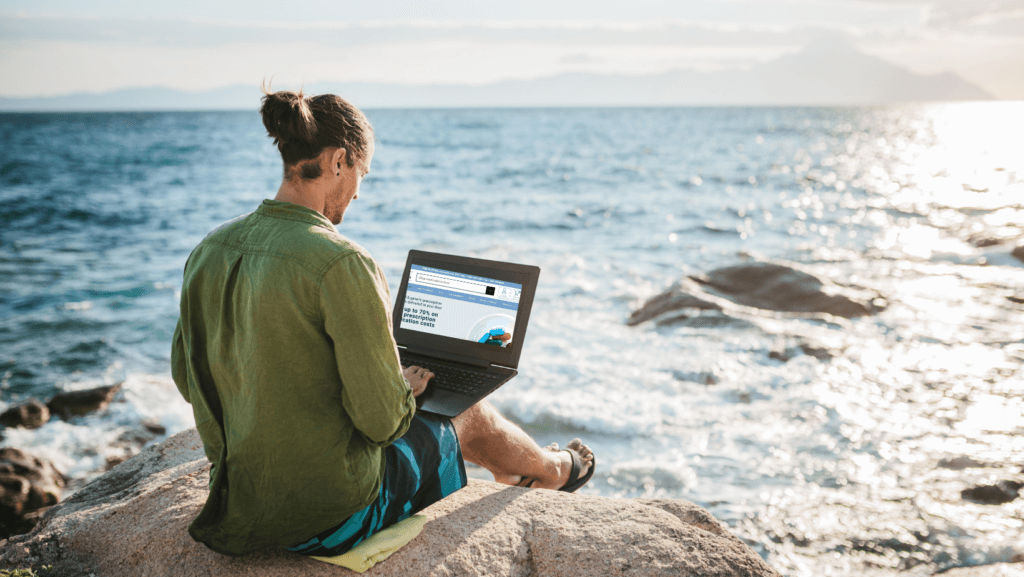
1, 0, 1022, 99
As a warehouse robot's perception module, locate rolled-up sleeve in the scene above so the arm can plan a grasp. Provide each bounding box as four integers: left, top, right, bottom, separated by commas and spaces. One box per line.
322, 252, 415, 447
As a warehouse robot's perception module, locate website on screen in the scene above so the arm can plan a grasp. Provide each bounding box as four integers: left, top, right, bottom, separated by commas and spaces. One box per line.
399, 265, 522, 347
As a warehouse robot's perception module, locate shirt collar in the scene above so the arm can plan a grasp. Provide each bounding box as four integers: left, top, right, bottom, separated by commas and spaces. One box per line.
255, 199, 337, 232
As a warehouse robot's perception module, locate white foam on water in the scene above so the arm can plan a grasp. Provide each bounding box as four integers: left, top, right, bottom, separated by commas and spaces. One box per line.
2, 372, 194, 488
4, 104, 1024, 576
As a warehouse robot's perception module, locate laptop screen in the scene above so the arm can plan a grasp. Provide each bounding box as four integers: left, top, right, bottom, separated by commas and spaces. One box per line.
398, 264, 522, 348
392, 250, 540, 370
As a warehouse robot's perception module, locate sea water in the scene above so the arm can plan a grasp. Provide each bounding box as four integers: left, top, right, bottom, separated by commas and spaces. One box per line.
1, 104, 1022, 575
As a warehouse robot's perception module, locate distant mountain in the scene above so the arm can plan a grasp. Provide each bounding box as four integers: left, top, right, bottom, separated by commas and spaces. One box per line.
0, 85, 261, 113
749, 37, 992, 104
0, 38, 992, 111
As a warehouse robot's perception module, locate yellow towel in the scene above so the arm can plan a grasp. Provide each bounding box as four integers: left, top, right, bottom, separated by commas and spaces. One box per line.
310, 515, 427, 573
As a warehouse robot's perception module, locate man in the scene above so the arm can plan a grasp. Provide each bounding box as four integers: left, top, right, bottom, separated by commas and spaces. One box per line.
172, 89, 595, 558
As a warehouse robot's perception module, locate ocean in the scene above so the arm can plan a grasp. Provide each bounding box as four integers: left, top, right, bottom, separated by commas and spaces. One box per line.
1, 104, 1022, 575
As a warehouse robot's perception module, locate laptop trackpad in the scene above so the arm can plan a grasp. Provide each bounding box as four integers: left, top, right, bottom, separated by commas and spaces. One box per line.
416, 384, 473, 418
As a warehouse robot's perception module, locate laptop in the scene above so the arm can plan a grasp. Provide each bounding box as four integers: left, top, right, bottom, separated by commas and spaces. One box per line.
391, 250, 541, 417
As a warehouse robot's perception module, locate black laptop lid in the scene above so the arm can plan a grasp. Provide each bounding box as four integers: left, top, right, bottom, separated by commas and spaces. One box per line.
392, 250, 540, 370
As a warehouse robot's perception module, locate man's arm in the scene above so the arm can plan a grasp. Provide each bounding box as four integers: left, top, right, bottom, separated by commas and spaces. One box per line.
171, 317, 191, 404
322, 252, 415, 447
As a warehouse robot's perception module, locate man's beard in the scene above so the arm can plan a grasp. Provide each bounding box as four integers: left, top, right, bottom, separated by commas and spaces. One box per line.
324, 197, 346, 225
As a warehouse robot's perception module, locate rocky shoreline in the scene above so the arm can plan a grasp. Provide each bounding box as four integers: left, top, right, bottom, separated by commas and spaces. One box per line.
1, 417, 1020, 576
0, 429, 782, 577
2, 251, 1023, 574
0, 384, 168, 539
625, 257, 1024, 574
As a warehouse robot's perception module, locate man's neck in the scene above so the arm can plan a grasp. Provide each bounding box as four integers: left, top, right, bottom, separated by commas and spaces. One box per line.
274, 180, 327, 216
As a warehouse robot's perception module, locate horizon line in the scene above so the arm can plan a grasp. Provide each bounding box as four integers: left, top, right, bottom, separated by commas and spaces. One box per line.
1, 101, 1015, 115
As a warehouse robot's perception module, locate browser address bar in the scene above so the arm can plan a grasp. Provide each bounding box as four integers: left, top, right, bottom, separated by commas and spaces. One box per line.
413, 272, 489, 294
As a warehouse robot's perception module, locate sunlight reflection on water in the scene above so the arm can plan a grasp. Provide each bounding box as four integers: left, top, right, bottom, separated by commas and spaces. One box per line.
710, 102, 1024, 575
2, 103, 1022, 575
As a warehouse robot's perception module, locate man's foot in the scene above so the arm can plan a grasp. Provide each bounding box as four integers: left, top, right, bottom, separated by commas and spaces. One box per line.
508, 443, 557, 487
516, 439, 595, 492
557, 439, 597, 493
557, 440, 598, 493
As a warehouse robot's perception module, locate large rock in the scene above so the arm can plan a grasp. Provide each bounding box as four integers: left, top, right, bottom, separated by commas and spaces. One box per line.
938, 456, 991, 470
0, 449, 66, 539
0, 429, 779, 577
46, 384, 122, 421
1013, 245, 1024, 264
0, 399, 50, 430
961, 480, 1023, 505
627, 284, 723, 326
630, 262, 884, 326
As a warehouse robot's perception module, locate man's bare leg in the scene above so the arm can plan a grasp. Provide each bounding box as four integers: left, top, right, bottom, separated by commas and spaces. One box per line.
451, 400, 594, 490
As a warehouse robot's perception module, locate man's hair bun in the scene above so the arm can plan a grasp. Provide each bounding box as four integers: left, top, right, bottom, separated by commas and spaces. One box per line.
257, 81, 374, 177
260, 86, 318, 146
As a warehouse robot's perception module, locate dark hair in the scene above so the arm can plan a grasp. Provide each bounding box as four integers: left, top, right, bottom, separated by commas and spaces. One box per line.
260, 85, 374, 180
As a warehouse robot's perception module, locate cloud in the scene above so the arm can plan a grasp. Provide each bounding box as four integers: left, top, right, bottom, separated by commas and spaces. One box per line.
1, 2, 1021, 98
0, 16, 853, 47
0, 0, 926, 26
924, 0, 1024, 29
0, 37, 806, 97
0, 2, 932, 48
833, 0, 1024, 36
560, 53, 605, 65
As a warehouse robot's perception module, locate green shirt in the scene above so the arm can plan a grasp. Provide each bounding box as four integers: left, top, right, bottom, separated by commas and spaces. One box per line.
171, 199, 416, 556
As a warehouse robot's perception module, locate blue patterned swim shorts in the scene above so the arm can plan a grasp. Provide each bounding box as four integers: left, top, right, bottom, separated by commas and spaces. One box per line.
286, 413, 468, 556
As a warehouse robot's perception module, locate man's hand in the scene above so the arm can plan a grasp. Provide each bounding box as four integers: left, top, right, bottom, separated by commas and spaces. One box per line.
402, 365, 433, 397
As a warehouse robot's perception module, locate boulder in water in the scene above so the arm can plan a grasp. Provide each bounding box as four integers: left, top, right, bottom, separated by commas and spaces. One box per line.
0, 400, 50, 430
769, 342, 843, 363
630, 262, 884, 326
46, 384, 122, 421
937, 456, 990, 470
1012, 245, 1024, 264
627, 284, 721, 326
961, 480, 1023, 505
690, 263, 883, 318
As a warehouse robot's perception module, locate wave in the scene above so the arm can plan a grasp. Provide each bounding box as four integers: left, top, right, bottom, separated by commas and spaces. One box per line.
0, 373, 194, 491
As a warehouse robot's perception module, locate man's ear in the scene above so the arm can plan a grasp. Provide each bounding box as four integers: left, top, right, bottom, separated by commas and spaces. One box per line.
332, 148, 347, 174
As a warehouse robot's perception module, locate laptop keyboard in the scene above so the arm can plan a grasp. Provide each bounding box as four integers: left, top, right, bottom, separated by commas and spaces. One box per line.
400, 356, 502, 396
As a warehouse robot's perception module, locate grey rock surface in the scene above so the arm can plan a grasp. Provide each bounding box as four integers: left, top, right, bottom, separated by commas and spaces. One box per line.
961, 480, 1023, 505
1013, 245, 1024, 264
0, 428, 780, 577
46, 384, 122, 421
0, 399, 50, 430
629, 261, 884, 326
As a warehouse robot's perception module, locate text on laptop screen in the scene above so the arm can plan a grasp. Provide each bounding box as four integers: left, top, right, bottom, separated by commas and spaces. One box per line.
399, 265, 522, 347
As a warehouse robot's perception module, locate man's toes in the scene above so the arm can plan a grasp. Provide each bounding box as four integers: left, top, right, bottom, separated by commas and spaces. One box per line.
566, 439, 592, 458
